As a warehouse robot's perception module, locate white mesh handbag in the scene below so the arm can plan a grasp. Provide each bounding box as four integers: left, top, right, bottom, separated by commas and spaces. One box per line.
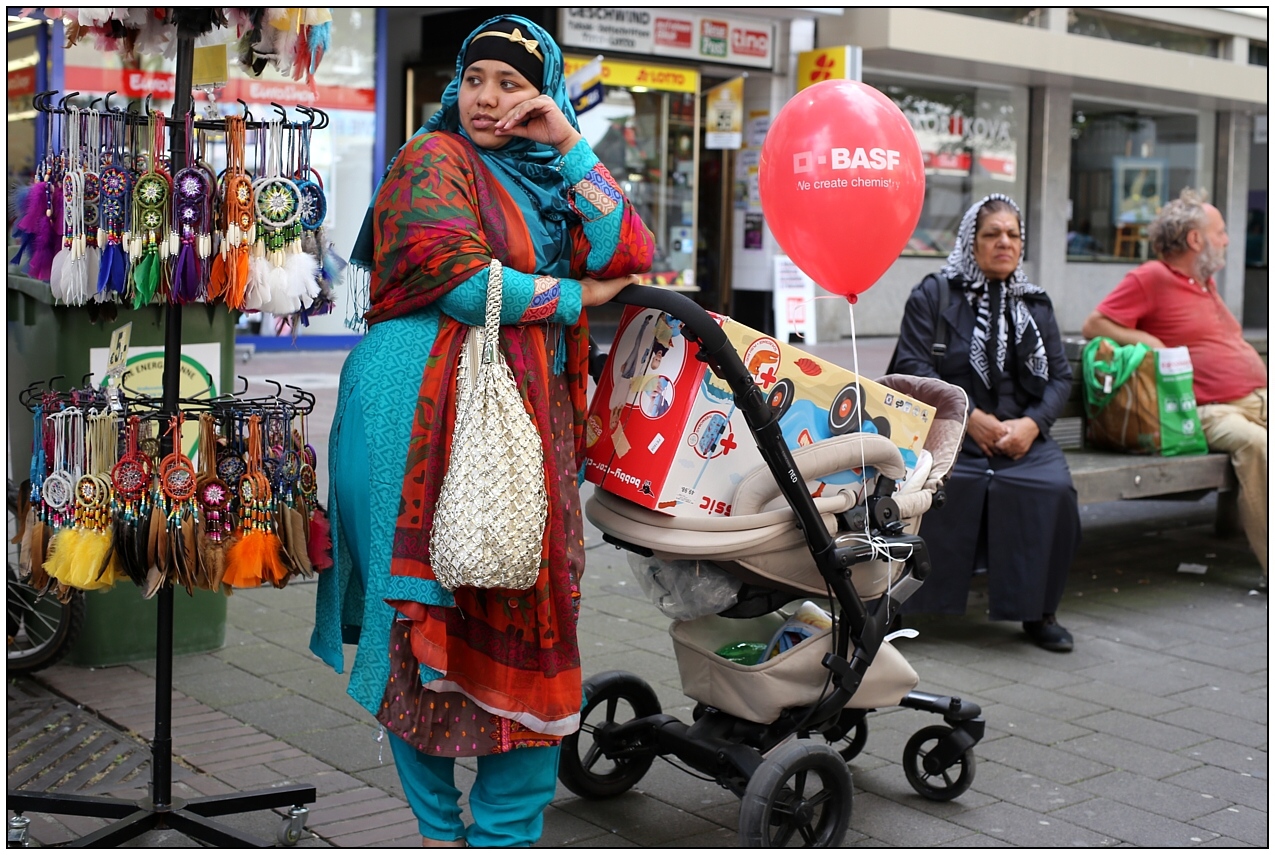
430, 260, 548, 591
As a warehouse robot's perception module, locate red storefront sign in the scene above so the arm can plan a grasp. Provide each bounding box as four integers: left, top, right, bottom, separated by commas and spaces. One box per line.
122, 69, 176, 99
8, 66, 37, 99
730, 27, 769, 58
64, 66, 375, 111
654, 17, 692, 49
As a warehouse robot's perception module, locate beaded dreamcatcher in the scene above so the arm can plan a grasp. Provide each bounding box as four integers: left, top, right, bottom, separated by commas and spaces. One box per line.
128, 112, 172, 309
208, 115, 254, 309
170, 114, 214, 304
52, 108, 101, 306
11, 105, 63, 283
223, 414, 288, 589
156, 414, 199, 594
43, 408, 121, 593
97, 110, 133, 302
250, 120, 313, 315
196, 413, 236, 590
111, 414, 156, 587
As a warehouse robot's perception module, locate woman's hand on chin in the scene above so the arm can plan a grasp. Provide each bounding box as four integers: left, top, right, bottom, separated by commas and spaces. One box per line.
494, 95, 583, 155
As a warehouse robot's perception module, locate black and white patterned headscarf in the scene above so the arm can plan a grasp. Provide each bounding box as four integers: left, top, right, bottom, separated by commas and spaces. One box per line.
941, 193, 1049, 407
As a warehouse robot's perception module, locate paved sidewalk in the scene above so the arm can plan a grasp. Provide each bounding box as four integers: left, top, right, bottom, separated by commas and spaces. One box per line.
7, 342, 1268, 847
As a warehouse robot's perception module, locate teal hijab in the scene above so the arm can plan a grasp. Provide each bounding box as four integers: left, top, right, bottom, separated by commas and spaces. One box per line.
350, 15, 579, 274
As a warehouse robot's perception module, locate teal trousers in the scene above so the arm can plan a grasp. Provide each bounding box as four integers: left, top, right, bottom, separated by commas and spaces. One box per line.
336, 389, 560, 846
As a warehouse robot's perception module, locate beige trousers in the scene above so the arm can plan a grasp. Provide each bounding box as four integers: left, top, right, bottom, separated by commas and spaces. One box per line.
1198, 388, 1268, 573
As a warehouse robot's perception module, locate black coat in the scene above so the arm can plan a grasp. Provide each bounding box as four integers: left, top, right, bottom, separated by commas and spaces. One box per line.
894, 274, 1081, 621
892, 273, 1073, 454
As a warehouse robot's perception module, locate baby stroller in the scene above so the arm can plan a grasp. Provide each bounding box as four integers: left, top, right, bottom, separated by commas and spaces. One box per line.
566, 287, 985, 847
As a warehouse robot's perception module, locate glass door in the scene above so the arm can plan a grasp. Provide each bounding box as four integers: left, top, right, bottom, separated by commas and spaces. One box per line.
570, 57, 700, 290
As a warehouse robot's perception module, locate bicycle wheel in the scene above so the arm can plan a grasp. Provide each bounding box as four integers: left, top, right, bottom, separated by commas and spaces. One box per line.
7, 480, 84, 674
7, 567, 84, 673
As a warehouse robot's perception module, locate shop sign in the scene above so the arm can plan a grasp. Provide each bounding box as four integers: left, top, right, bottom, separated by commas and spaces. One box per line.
65, 66, 376, 111
796, 47, 859, 92
705, 75, 744, 150
8, 66, 37, 99
561, 8, 774, 69
564, 55, 698, 94
902, 103, 1017, 180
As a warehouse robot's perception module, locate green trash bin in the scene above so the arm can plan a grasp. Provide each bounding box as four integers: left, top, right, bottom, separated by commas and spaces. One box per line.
7, 267, 237, 664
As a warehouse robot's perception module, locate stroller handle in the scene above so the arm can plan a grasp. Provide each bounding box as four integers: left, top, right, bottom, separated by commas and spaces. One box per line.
609, 285, 836, 562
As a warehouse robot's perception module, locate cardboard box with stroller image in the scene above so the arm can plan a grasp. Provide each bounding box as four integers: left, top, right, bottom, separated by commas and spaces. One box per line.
584, 306, 936, 517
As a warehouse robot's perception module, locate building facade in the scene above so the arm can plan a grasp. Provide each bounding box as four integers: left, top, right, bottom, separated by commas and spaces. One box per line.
382, 7, 1267, 339
10, 8, 1267, 340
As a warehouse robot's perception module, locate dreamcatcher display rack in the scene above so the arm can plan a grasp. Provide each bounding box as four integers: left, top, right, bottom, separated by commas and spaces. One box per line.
7, 35, 318, 848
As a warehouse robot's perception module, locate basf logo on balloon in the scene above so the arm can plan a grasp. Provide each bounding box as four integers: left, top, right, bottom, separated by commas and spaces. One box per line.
792, 147, 902, 173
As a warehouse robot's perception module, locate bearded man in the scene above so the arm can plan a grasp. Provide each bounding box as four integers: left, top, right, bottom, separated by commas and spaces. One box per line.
1083, 188, 1268, 574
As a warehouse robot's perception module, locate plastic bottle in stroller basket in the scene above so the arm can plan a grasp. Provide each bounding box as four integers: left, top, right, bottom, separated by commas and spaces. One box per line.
764, 601, 833, 661
714, 641, 769, 666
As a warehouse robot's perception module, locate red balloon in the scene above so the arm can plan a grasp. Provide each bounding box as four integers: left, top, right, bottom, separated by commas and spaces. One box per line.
759, 80, 925, 300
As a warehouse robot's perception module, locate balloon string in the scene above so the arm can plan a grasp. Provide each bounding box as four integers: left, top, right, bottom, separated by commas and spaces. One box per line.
846, 299, 867, 497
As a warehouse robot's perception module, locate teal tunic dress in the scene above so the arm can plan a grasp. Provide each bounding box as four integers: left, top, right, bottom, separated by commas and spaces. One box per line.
310, 139, 622, 715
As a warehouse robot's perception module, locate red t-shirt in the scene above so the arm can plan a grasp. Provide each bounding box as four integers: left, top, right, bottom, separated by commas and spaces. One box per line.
1095, 261, 1267, 404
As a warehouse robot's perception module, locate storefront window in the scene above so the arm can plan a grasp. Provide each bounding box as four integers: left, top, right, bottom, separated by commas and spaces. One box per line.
1067, 101, 1199, 261
7, 21, 47, 208
865, 74, 1029, 257
568, 56, 699, 287
1068, 10, 1220, 58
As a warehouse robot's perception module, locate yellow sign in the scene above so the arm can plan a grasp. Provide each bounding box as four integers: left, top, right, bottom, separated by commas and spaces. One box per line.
192, 44, 229, 88
564, 55, 699, 94
704, 75, 744, 150
797, 47, 853, 92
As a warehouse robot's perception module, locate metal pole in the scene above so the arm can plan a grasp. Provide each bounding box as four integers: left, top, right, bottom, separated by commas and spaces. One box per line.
151, 32, 194, 811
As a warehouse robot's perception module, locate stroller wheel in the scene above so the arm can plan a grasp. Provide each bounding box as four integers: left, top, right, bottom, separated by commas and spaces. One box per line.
738, 740, 852, 848
824, 711, 868, 762
902, 725, 976, 801
558, 671, 661, 799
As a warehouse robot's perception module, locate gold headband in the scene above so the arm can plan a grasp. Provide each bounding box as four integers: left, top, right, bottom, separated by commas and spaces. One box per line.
470, 27, 543, 61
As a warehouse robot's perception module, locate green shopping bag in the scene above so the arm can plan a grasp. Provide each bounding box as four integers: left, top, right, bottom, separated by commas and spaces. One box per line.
1153, 346, 1208, 457
1082, 338, 1208, 457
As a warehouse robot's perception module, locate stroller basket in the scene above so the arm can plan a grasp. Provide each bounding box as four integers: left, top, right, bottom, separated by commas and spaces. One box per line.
670, 612, 919, 725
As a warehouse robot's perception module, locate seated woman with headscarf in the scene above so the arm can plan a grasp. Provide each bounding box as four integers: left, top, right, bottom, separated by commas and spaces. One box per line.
892, 194, 1080, 652
311, 16, 654, 847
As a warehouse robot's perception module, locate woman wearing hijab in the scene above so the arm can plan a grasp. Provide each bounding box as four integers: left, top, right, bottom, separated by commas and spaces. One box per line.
310, 16, 654, 846
892, 194, 1080, 652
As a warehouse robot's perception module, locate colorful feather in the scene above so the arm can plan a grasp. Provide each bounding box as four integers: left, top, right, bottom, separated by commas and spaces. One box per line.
223, 528, 285, 590
132, 251, 161, 308
308, 21, 330, 75
171, 241, 201, 303
43, 527, 120, 592
97, 241, 129, 298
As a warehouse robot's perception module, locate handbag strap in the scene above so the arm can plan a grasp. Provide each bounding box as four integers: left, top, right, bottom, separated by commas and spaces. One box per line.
1082, 336, 1149, 414
482, 259, 503, 365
